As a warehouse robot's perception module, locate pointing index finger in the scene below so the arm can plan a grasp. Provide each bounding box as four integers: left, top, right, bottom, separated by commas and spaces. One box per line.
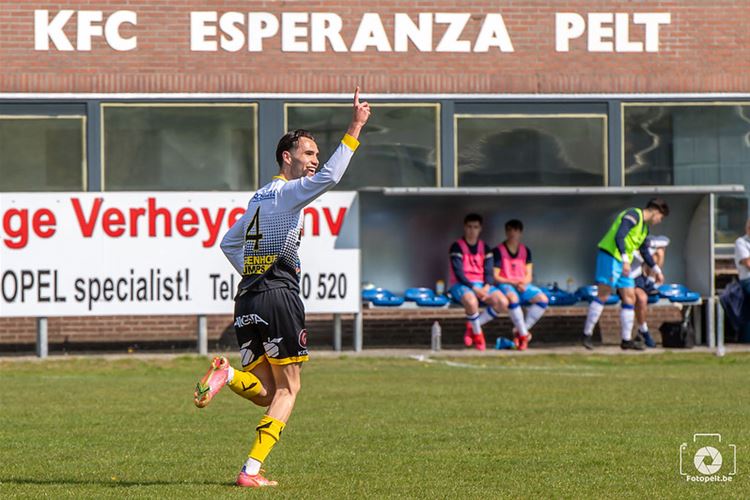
354, 86, 360, 106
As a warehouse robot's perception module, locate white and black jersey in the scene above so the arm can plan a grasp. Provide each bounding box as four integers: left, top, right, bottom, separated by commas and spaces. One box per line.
221, 136, 358, 295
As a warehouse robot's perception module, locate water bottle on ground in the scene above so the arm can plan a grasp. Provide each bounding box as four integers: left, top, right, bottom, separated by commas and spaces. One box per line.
431, 321, 441, 351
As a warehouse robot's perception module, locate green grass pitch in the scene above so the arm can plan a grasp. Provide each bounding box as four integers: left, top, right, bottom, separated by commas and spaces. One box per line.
1, 353, 748, 498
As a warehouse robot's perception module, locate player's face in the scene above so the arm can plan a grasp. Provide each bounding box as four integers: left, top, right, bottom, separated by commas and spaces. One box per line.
287, 137, 320, 179
463, 221, 482, 241
505, 227, 522, 242
650, 211, 664, 226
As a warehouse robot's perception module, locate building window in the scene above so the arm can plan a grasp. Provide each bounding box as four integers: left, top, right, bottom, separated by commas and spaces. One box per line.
102, 104, 257, 191
455, 114, 607, 187
0, 116, 86, 191
285, 103, 439, 189
624, 103, 750, 243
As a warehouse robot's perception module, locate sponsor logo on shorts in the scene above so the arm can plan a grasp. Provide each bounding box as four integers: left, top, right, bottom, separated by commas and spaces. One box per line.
264, 337, 283, 358
298, 329, 308, 348
240, 340, 255, 367
234, 314, 269, 328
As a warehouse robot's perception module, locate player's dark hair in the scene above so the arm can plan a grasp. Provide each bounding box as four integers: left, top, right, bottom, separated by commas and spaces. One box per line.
505, 219, 524, 231
276, 129, 316, 166
464, 213, 483, 225
645, 198, 670, 217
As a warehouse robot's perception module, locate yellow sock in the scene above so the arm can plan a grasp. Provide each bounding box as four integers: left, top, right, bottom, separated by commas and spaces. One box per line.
248, 415, 285, 463
227, 368, 263, 400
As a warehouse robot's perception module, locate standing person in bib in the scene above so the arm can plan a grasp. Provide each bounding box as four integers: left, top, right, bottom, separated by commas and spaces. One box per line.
192, 88, 370, 488
492, 219, 548, 351
582, 198, 669, 350
449, 213, 512, 351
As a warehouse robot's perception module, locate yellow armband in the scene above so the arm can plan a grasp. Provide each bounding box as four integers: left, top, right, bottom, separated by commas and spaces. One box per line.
342, 134, 360, 151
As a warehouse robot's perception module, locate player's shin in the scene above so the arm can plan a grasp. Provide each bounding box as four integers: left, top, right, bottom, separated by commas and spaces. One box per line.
478, 306, 500, 326
227, 368, 264, 400
583, 299, 604, 335
243, 415, 286, 474
508, 303, 528, 336
466, 312, 482, 334
620, 304, 635, 341
525, 302, 547, 330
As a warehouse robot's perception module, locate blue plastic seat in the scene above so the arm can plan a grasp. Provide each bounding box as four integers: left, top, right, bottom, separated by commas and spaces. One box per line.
405, 287, 435, 301
362, 288, 405, 306
415, 295, 449, 307
540, 287, 578, 306
576, 285, 620, 305
371, 294, 405, 306
362, 287, 391, 301
647, 293, 660, 304
658, 284, 701, 303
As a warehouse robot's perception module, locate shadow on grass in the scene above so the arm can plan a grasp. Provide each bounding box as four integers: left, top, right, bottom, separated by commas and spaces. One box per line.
0, 477, 232, 487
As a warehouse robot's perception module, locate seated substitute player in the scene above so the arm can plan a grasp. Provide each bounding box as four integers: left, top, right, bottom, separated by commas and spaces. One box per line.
192, 88, 370, 488
582, 198, 669, 350
632, 235, 669, 348
449, 213, 510, 351
492, 219, 548, 351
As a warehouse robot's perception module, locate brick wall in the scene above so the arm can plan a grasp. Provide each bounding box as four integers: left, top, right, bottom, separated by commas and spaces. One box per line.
1, 1, 749, 93
0, 304, 686, 352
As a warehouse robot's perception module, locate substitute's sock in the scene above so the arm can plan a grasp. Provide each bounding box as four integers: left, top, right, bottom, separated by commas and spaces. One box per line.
508, 303, 528, 336
466, 312, 482, 334
248, 415, 286, 464
228, 368, 264, 400
478, 306, 500, 326
524, 303, 548, 330
583, 299, 605, 336
621, 304, 635, 341
639, 322, 649, 333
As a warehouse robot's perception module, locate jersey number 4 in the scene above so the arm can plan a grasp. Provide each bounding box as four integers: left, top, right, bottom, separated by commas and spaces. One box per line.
245, 207, 263, 251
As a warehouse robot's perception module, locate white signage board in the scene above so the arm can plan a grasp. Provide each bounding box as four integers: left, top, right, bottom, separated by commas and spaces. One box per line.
0, 192, 360, 316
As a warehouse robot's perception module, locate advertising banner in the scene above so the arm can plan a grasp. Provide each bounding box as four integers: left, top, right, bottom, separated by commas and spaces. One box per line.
0, 192, 360, 316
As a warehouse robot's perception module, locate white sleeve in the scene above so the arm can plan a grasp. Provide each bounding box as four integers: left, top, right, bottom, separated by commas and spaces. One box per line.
277, 138, 357, 212
736, 237, 750, 265
220, 212, 246, 275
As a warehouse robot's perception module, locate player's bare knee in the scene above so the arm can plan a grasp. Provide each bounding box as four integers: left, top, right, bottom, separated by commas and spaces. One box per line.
620, 290, 636, 305
494, 293, 509, 310
273, 385, 300, 404
597, 285, 612, 301
463, 294, 478, 310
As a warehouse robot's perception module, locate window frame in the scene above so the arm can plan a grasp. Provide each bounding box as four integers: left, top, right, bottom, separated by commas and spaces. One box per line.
453, 113, 609, 188
100, 102, 259, 191
620, 101, 750, 187
283, 102, 442, 187
621, 101, 750, 248
0, 114, 87, 191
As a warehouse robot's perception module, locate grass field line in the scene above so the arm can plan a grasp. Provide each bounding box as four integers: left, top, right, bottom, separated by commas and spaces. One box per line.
409, 354, 607, 376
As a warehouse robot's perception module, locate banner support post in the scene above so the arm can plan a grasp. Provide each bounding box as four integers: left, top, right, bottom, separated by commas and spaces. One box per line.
197, 315, 208, 355
36, 317, 48, 359
354, 312, 363, 352
333, 313, 342, 352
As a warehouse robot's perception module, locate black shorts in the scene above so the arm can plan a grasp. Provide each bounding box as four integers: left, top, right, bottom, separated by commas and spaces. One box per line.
634, 275, 658, 295
233, 287, 309, 370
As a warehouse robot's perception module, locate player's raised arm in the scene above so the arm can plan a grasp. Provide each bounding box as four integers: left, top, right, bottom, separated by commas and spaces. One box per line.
277, 87, 371, 212
346, 86, 371, 140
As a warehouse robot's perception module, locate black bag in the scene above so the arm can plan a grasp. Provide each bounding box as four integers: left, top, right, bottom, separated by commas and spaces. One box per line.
659, 321, 695, 348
